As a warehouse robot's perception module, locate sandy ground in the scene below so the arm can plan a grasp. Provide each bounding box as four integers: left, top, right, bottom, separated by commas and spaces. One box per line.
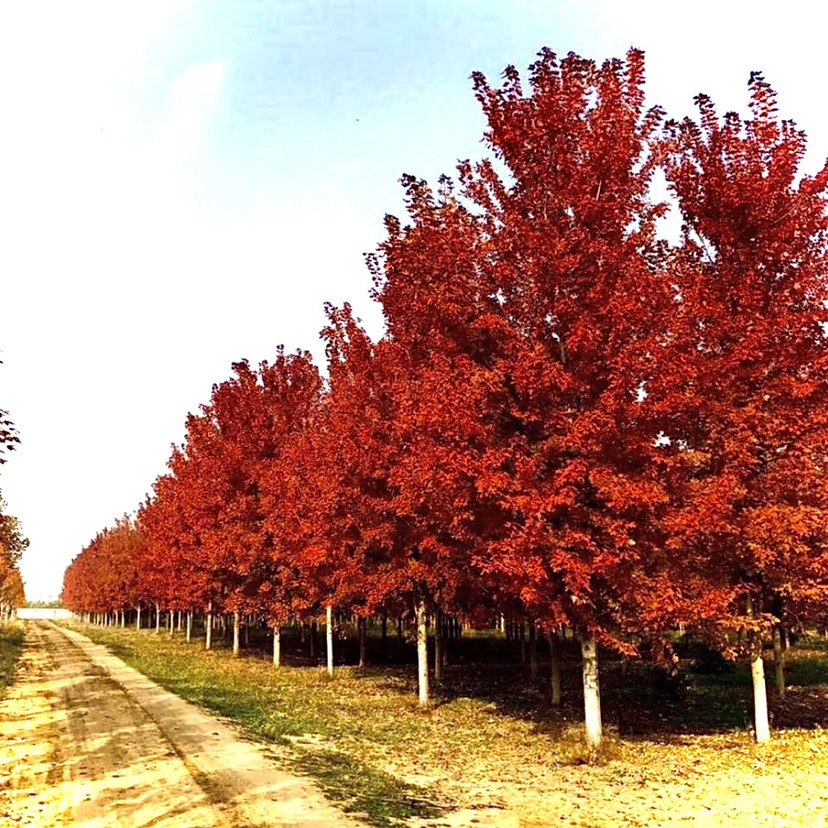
0, 621, 361, 827
406, 719, 828, 828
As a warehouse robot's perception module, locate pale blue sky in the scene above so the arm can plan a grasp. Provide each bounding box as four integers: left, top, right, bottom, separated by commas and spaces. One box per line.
2, 0, 826, 600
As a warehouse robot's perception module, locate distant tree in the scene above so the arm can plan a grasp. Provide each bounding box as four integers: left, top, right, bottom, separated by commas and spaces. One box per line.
0, 567, 24, 621
0, 501, 27, 621
0, 507, 28, 567
24, 600, 64, 609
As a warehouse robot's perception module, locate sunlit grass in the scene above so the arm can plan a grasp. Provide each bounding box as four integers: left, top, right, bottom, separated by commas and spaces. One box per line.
0, 623, 24, 698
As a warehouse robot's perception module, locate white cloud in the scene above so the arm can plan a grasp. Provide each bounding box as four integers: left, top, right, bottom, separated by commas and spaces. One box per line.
152, 61, 229, 195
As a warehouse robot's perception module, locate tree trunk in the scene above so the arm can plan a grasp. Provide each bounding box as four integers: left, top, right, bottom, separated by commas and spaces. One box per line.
581, 635, 602, 757
381, 614, 388, 655
441, 613, 450, 668
310, 622, 316, 659
244, 616, 250, 646
155, 603, 160, 633
358, 616, 367, 669
136, 606, 142, 631
434, 607, 443, 684
273, 626, 281, 667
326, 605, 334, 676
416, 598, 429, 705
205, 603, 213, 650
747, 595, 770, 743
232, 610, 241, 657
186, 610, 193, 643
772, 624, 786, 697
549, 630, 562, 706
519, 623, 527, 664
529, 622, 538, 681
751, 650, 771, 743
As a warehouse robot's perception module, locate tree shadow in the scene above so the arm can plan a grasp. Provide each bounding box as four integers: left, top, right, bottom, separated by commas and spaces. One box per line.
292, 748, 451, 828
407, 634, 828, 741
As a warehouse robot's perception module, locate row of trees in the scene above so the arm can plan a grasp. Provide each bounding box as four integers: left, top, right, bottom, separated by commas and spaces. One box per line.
0, 363, 26, 621
62, 49, 828, 752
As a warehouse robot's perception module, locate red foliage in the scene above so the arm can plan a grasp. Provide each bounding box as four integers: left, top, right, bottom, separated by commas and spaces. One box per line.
656, 74, 828, 630
62, 516, 143, 613
445, 50, 676, 646
141, 350, 323, 620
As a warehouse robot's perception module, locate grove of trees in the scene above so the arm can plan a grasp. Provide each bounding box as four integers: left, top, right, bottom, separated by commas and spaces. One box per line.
61, 49, 828, 754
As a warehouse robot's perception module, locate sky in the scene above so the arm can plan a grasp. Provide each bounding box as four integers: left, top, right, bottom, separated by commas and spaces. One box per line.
2, 0, 827, 601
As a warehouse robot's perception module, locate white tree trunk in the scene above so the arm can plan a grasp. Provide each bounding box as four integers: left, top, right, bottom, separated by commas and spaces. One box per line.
416, 599, 429, 705
205, 603, 213, 651
746, 594, 770, 743
232, 610, 241, 656
358, 617, 367, 669
136, 606, 142, 631
751, 651, 770, 743
326, 605, 334, 676
186, 610, 192, 643
581, 635, 602, 756
273, 626, 281, 667
155, 603, 160, 633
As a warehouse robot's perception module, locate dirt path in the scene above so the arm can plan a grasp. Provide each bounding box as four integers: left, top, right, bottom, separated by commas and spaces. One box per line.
0, 621, 361, 827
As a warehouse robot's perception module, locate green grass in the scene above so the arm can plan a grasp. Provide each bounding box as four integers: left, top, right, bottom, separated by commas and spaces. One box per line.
784, 636, 828, 686
0, 623, 25, 699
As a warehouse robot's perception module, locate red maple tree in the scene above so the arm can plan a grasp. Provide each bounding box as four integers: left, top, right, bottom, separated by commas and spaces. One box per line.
657, 73, 828, 741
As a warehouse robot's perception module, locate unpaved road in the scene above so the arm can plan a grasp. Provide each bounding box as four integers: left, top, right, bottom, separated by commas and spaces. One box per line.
0, 621, 360, 827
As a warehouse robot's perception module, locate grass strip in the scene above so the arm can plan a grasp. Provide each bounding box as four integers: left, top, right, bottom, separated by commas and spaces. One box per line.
0, 624, 25, 699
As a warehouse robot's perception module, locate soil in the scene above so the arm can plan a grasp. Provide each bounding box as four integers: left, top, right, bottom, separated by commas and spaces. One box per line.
0, 621, 361, 826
